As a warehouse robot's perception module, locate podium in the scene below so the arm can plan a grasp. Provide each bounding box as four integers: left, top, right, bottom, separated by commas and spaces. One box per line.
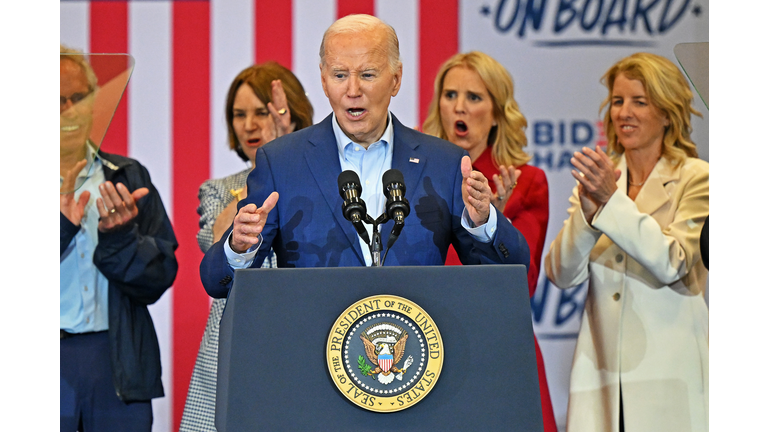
217, 265, 544, 431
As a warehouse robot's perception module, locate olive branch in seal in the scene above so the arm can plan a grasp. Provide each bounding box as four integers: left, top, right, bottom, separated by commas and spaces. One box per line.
357, 355, 372, 377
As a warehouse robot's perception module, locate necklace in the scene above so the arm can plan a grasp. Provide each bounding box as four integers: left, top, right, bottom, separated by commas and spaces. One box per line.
628, 179, 645, 187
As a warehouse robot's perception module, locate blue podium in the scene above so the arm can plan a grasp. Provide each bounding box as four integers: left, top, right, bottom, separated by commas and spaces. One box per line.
216, 265, 543, 431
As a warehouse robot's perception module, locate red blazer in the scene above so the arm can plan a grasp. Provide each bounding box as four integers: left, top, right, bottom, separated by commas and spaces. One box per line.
445, 146, 556, 432
446, 147, 549, 298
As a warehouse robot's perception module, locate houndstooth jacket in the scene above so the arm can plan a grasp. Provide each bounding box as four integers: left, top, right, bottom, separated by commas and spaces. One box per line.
180, 168, 276, 432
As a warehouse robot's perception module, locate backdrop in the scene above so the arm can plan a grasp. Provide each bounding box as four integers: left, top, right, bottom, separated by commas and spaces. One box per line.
60, 1, 708, 430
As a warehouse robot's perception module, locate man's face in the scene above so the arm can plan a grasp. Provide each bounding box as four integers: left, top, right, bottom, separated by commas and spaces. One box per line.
60, 58, 94, 155
320, 28, 402, 147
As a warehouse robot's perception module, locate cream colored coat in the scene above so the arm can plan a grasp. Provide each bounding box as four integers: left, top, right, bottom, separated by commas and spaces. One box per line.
545, 155, 708, 432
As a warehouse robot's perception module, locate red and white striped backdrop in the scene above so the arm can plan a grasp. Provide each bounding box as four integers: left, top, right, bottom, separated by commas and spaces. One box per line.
61, 2, 461, 431
60, 1, 708, 431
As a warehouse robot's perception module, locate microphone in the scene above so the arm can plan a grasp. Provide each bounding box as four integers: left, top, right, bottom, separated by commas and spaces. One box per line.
382, 169, 410, 252
382, 169, 410, 235
337, 170, 371, 245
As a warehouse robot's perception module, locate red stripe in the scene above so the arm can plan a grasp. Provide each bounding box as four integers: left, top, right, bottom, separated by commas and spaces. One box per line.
172, 2, 211, 430
89, 1, 129, 156
418, 0, 458, 127
337, 0, 374, 18
255, 0, 292, 67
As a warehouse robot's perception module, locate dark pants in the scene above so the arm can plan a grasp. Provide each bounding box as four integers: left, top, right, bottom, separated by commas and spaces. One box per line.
60, 331, 152, 432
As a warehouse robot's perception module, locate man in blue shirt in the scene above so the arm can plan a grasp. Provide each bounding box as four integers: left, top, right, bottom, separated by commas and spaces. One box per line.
200, 14, 530, 297
60, 46, 178, 432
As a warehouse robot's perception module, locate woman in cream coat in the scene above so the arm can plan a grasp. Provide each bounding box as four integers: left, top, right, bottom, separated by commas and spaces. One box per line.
545, 53, 708, 432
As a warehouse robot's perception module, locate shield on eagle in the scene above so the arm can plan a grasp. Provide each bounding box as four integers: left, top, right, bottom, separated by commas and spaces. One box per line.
378, 352, 393, 373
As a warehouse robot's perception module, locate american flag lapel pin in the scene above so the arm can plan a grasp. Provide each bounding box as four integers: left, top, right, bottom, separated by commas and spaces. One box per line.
409, 157, 419, 163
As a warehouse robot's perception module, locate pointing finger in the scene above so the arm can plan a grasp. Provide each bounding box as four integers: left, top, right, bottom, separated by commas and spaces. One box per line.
259, 191, 280, 214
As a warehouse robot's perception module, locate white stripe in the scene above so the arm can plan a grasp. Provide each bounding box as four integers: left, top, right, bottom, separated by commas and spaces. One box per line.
293, 0, 336, 124
377, 0, 418, 128
60, 1, 89, 51
211, 0, 254, 180
128, 4, 173, 432
128, 2, 173, 209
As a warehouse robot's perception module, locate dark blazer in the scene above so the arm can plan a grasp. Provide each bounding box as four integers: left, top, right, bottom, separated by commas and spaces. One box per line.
60, 151, 178, 401
200, 114, 529, 298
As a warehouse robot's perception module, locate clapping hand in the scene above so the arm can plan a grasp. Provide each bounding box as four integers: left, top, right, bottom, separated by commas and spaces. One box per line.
491, 165, 521, 212
96, 181, 149, 232
60, 159, 91, 226
570, 146, 620, 222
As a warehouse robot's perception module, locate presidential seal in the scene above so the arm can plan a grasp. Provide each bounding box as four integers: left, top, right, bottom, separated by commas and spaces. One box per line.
326, 295, 444, 413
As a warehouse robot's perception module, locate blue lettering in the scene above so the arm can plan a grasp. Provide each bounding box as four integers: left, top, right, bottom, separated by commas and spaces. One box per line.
534, 119, 595, 147
572, 121, 594, 145
518, 0, 548, 37
533, 151, 554, 169
559, 122, 566, 145
554, 0, 579, 33
534, 121, 554, 145
530, 279, 550, 323
580, 0, 604, 31
558, 151, 574, 169
492, 0, 690, 39
495, 0, 524, 33
555, 283, 586, 325
631, 0, 661, 33
602, 0, 628, 34
658, 0, 689, 33
495, 0, 548, 37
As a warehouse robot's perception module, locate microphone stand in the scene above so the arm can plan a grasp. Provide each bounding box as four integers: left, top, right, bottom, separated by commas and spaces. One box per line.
367, 214, 390, 267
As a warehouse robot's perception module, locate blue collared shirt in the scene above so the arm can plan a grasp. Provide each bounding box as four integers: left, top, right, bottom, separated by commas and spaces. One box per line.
333, 113, 394, 266
60, 147, 110, 333
225, 112, 496, 267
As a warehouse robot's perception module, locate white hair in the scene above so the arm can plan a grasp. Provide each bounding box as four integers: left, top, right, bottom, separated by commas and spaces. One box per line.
319, 14, 401, 73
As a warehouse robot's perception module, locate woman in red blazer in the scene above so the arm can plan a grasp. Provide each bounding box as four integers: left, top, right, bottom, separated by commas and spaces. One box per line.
423, 51, 554, 432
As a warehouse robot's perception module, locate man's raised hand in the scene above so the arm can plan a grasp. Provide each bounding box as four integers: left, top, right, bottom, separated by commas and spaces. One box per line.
230, 191, 279, 253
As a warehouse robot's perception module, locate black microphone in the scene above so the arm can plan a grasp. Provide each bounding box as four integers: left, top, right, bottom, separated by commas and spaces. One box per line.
382, 169, 410, 241
337, 170, 371, 245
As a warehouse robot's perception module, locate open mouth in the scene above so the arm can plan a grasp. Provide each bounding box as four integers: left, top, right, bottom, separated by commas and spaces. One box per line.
61, 125, 80, 132
454, 121, 468, 136
347, 108, 366, 118
245, 138, 261, 147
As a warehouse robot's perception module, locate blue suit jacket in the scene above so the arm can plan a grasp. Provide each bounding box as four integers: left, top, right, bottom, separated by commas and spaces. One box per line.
201, 114, 530, 298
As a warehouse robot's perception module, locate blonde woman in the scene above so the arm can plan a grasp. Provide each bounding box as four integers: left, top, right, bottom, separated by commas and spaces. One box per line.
545, 52, 708, 432
423, 51, 555, 432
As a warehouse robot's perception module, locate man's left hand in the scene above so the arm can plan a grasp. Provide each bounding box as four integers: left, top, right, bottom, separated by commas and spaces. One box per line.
96, 181, 149, 232
461, 155, 492, 226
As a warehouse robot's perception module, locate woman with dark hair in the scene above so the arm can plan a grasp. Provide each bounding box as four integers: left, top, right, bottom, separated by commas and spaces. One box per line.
545, 52, 708, 432
423, 51, 556, 432
180, 62, 313, 432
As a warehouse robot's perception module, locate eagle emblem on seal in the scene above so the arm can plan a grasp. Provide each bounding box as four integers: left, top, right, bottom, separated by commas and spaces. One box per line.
358, 322, 414, 385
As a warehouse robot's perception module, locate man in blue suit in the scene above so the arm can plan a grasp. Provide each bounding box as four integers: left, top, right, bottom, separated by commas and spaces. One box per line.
201, 14, 529, 298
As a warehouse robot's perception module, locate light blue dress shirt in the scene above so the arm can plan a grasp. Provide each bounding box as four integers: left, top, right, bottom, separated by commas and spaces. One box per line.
224, 112, 497, 268
60, 147, 110, 333
333, 113, 394, 266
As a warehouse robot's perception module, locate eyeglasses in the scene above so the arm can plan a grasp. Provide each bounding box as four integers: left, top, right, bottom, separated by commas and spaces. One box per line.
60, 91, 93, 109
